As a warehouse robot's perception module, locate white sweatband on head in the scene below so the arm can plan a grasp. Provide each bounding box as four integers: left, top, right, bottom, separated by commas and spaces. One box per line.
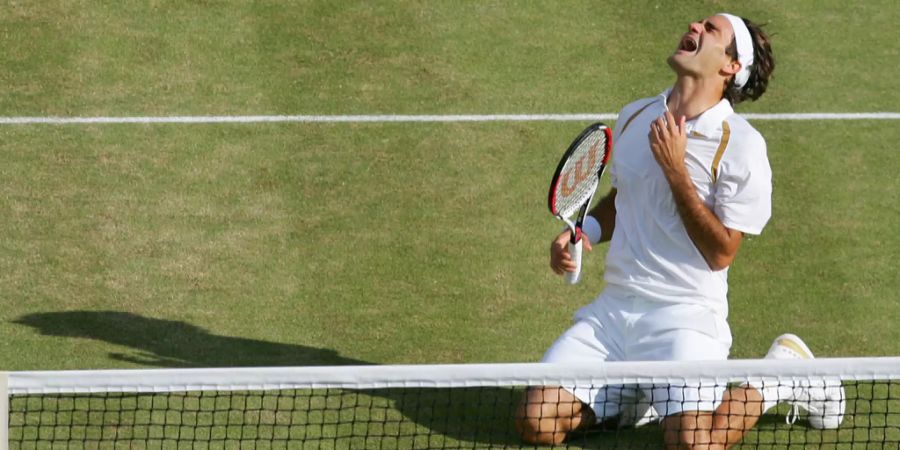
718, 13, 754, 88
582, 215, 602, 244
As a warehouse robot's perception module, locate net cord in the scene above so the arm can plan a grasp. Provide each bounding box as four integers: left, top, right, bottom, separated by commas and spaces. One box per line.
6, 357, 900, 395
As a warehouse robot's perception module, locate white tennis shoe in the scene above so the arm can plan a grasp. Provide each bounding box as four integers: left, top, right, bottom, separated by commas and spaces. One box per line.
765, 333, 846, 429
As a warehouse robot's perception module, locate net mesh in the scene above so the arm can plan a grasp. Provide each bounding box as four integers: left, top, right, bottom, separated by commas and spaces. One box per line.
5, 359, 900, 449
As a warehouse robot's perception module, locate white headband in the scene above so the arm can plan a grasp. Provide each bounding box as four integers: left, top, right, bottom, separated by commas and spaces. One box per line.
718, 13, 754, 88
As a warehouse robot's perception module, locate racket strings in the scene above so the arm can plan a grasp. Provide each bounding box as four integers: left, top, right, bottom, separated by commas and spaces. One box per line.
554, 133, 609, 217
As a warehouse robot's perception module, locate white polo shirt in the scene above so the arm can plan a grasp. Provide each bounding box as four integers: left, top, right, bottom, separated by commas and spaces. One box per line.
605, 89, 772, 314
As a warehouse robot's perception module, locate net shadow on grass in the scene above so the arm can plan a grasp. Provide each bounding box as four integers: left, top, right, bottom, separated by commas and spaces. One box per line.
15, 311, 614, 447
14, 312, 893, 448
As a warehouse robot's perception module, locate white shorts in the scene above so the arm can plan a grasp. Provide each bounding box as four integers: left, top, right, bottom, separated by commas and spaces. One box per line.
540, 286, 732, 418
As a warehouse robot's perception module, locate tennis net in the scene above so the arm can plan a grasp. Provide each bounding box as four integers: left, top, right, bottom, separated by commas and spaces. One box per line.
2, 358, 898, 449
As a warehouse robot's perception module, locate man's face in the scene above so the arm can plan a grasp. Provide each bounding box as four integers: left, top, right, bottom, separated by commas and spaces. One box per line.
667, 15, 737, 80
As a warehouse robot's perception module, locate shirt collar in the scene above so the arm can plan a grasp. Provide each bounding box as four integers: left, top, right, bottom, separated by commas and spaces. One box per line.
657, 88, 735, 138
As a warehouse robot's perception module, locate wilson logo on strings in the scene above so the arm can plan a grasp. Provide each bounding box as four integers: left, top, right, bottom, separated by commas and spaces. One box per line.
561, 140, 599, 198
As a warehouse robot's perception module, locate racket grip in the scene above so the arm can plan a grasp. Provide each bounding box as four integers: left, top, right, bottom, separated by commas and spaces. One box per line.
565, 238, 583, 285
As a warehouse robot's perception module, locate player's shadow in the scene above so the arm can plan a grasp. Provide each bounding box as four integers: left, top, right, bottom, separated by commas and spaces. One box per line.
13, 311, 536, 447
13, 310, 367, 368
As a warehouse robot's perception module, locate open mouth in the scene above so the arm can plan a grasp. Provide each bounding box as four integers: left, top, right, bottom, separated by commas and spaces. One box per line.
678, 36, 698, 53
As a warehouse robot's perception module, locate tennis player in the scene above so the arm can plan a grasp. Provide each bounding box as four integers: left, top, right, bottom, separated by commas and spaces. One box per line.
516, 13, 844, 449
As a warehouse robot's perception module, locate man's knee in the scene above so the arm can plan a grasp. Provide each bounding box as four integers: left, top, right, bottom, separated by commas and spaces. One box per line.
663, 412, 719, 450
516, 413, 566, 445
664, 430, 715, 450
515, 387, 586, 445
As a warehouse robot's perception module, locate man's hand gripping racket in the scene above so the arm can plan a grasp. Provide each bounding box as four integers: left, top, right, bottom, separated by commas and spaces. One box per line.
547, 123, 612, 284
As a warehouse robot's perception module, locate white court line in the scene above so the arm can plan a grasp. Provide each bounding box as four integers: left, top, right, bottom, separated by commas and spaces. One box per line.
0, 112, 898, 125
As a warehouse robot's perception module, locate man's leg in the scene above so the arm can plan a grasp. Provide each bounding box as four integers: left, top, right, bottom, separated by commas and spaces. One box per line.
660, 333, 847, 449
709, 386, 766, 446
516, 314, 624, 444
515, 386, 595, 445
662, 386, 764, 450
517, 291, 629, 444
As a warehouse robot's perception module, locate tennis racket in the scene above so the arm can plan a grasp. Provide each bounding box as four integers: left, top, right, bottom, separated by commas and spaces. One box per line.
547, 122, 612, 284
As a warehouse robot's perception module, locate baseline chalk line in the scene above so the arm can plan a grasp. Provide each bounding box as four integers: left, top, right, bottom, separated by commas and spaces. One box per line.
0, 112, 898, 125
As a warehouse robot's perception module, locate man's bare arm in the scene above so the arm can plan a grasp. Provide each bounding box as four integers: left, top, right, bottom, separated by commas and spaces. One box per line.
549, 188, 617, 275
649, 111, 742, 271
664, 168, 742, 270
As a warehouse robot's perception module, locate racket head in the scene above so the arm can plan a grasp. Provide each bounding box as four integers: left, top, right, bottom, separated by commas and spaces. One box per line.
548, 122, 612, 218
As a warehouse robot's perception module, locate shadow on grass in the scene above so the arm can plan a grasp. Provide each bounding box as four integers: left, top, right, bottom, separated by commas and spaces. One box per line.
14, 310, 368, 367
16, 311, 593, 447
21, 312, 825, 447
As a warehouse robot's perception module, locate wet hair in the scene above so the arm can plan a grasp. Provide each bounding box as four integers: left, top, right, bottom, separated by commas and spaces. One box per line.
723, 18, 775, 105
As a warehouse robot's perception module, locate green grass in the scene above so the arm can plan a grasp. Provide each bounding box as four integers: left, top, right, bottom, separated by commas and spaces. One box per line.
0, 0, 898, 448
8, 382, 899, 449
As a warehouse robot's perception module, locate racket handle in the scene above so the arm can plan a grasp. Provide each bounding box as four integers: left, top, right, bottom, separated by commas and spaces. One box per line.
565, 238, 583, 285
